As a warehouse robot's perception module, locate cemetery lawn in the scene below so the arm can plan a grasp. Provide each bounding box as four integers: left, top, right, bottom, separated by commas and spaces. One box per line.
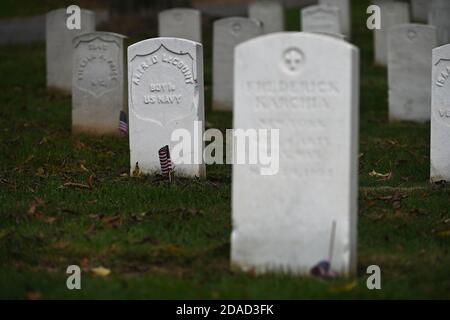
1, 0, 450, 299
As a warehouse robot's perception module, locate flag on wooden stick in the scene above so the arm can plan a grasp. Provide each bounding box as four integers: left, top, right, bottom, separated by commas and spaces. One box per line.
158, 145, 172, 180
119, 111, 128, 135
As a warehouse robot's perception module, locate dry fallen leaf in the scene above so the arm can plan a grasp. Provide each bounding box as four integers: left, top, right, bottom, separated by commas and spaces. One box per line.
100, 215, 122, 228
28, 197, 44, 216
329, 281, 357, 293
35, 167, 46, 178
26, 291, 42, 300
61, 182, 91, 190
369, 170, 391, 179
91, 266, 111, 277
437, 229, 450, 238
132, 162, 141, 177
44, 217, 57, 224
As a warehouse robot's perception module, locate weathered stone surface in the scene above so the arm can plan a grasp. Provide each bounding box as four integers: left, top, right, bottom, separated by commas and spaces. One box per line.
158, 8, 202, 43
128, 38, 205, 177
232, 32, 359, 275
319, 0, 351, 38
373, 1, 409, 66
431, 44, 450, 182
429, 0, 450, 45
301, 4, 342, 36
213, 17, 263, 111
248, 0, 284, 34
72, 32, 127, 135
46, 8, 96, 92
388, 24, 437, 122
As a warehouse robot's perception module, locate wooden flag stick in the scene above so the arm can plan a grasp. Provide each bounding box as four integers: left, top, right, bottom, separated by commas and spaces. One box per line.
328, 220, 336, 263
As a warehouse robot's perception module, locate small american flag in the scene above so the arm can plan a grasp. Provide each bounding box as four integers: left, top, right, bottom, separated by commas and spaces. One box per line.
158, 145, 172, 177
310, 220, 337, 279
119, 111, 128, 135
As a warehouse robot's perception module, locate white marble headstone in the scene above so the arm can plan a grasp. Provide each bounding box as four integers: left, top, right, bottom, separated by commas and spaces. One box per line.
429, 0, 450, 46
248, 0, 284, 34
301, 5, 342, 36
72, 32, 127, 135
388, 24, 437, 122
319, 0, 351, 39
212, 17, 263, 111
158, 8, 202, 43
46, 8, 96, 92
431, 44, 450, 182
373, 1, 410, 66
232, 32, 359, 275
128, 38, 205, 177
411, 0, 430, 23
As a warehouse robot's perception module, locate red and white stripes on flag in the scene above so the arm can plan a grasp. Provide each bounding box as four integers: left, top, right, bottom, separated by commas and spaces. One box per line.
158, 145, 172, 176
119, 111, 128, 135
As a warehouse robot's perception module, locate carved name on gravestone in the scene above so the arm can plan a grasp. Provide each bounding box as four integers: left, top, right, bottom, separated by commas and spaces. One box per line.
213, 17, 263, 111
411, 0, 430, 23
158, 8, 202, 43
72, 32, 127, 135
46, 8, 95, 92
301, 5, 342, 36
319, 0, 351, 38
431, 44, 450, 182
248, 0, 284, 34
128, 38, 205, 177
429, 0, 450, 46
373, 1, 409, 66
388, 24, 437, 122
232, 33, 359, 275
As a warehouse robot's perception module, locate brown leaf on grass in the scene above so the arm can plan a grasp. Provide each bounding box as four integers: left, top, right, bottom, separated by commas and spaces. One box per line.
26, 291, 42, 300
437, 229, 450, 238
44, 217, 57, 224
87, 174, 95, 189
58, 208, 79, 215
23, 155, 34, 164
368, 213, 385, 221
386, 139, 399, 145
39, 137, 48, 145
132, 162, 141, 177
131, 212, 147, 222
369, 170, 392, 181
100, 215, 122, 228
74, 140, 87, 150
35, 167, 47, 178
91, 266, 111, 277
85, 223, 97, 237
52, 241, 68, 249
329, 281, 357, 293
409, 208, 428, 216
28, 197, 44, 216
80, 163, 89, 172
80, 257, 90, 270
171, 208, 203, 219
61, 182, 91, 190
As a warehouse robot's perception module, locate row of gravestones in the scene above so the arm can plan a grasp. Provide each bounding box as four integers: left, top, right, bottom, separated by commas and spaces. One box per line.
370, 0, 450, 182
43, 1, 450, 275
45, 4, 358, 275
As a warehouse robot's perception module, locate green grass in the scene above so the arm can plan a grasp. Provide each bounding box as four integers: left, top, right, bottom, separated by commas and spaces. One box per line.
1, 0, 450, 299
